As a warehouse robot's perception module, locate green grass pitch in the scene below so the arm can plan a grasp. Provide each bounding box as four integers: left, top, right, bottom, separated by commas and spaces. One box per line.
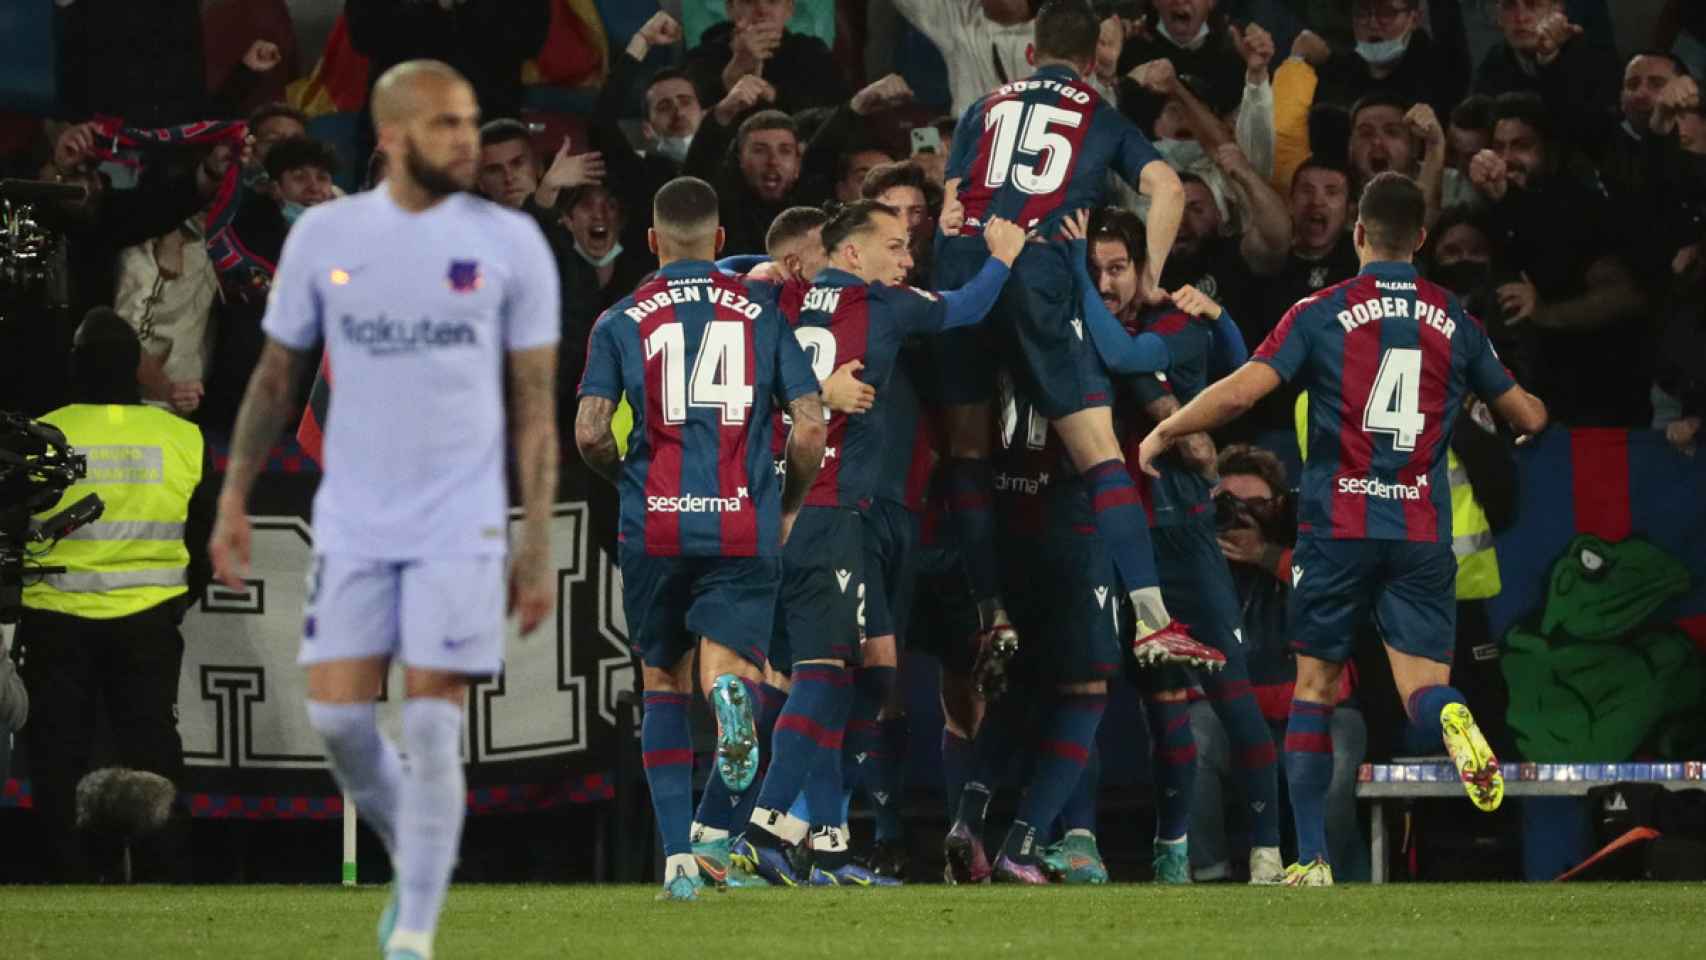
4, 883, 1703, 958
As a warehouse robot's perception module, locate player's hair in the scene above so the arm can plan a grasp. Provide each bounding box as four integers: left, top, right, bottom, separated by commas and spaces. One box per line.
653, 176, 721, 240
766, 206, 832, 257
1216, 444, 1288, 496
1448, 94, 1495, 134
820, 199, 900, 255
1033, 0, 1101, 66
1491, 91, 1555, 144
836, 142, 894, 187
1087, 206, 1147, 265
1357, 171, 1427, 256
264, 136, 340, 183
644, 67, 698, 115
479, 118, 531, 150
1624, 49, 1690, 80
1349, 89, 1413, 127
736, 109, 799, 154
860, 160, 929, 201
1290, 154, 1351, 193
247, 102, 308, 134
1425, 205, 1497, 262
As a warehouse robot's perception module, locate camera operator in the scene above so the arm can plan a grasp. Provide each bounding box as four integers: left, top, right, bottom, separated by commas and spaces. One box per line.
0, 626, 26, 783
12, 308, 215, 882
1189, 444, 1370, 881
1, 122, 236, 418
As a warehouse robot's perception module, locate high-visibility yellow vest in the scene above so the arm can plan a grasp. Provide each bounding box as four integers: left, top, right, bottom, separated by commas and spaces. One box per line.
22, 404, 203, 619
1294, 393, 1499, 599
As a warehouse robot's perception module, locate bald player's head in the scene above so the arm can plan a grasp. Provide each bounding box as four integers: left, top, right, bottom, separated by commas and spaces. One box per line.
648, 177, 725, 263
371, 60, 481, 200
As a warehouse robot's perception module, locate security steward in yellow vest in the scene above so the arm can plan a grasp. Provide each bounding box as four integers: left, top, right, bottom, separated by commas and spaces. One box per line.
11, 308, 214, 882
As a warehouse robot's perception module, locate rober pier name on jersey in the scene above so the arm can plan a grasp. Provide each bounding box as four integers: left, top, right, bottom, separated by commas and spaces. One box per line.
624, 281, 764, 322
1336, 284, 1456, 337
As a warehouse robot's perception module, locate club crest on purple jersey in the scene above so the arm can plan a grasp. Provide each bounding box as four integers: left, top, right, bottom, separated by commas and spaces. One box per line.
447, 259, 482, 292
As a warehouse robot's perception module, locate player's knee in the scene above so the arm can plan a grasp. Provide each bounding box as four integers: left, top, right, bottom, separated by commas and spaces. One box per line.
943, 404, 991, 457
305, 700, 379, 753
862, 634, 898, 668
400, 698, 463, 778
642, 665, 687, 695
1293, 656, 1343, 704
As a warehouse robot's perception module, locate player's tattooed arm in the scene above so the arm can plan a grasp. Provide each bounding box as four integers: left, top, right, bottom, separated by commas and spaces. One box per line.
220, 339, 308, 507
574, 395, 621, 487
1144, 393, 1217, 478
509, 344, 560, 545
781, 392, 828, 519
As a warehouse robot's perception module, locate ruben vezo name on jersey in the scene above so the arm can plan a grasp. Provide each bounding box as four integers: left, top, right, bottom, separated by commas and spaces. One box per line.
1336, 291, 1455, 337
647, 493, 747, 513
341, 313, 477, 355
1337, 475, 1427, 501
625, 283, 763, 322
994, 78, 1091, 105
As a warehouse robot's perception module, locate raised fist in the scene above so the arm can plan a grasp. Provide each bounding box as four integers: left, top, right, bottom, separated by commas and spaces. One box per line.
1468, 148, 1508, 201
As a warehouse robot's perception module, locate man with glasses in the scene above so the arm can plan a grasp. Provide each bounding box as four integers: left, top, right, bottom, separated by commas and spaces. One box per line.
1473, 0, 1618, 124
1289, 0, 1463, 116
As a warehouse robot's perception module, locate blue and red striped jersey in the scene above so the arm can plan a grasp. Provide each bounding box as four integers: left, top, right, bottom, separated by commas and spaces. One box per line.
579, 260, 819, 557
780, 268, 964, 509
1121, 305, 1216, 527
1252, 261, 1517, 543
947, 64, 1162, 237
996, 382, 1092, 541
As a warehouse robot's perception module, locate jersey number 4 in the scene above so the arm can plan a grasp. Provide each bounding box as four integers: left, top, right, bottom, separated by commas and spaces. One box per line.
983, 101, 1082, 196
645, 320, 753, 425
1362, 347, 1426, 451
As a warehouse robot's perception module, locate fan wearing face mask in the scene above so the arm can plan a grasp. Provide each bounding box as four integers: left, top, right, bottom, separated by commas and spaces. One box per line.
1286, 0, 1463, 119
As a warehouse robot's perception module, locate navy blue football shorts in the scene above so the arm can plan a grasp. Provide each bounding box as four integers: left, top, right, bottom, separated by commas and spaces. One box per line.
1289, 537, 1457, 665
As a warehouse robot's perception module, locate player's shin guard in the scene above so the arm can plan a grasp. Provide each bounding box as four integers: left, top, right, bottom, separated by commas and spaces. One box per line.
1012, 693, 1106, 850
394, 699, 466, 943
1406, 684, 1467, 744
1082, 460, 1170, 633
1059, 743, 1101, 834
1146, 698, 1196, 842
641, 692, 696, 868
305, 701, 402, 855
1284, 699, 1335, 865
943, 457, 1001, 608
750, 665, 852, 844
1208, 679, 1282, 848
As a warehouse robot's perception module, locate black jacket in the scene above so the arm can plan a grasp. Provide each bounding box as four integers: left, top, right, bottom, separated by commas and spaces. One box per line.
347, 0, 550, 125
1472, 38, 1620, 150
1314, 28, 1464, 118
683, 24, 847, 117
1117, 19, 1246, 119
679, 102, 848, 256
589, 51, 684, 236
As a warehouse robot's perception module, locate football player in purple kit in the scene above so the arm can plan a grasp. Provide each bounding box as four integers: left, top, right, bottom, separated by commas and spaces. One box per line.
730, 201, 1027, 886
934, 0, 1223, 680
575, 176, 829, 901
1137, 172, 1548, 886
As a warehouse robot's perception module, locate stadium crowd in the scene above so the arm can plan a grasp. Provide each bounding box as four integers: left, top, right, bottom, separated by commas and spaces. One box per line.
1, 0, 1702, 897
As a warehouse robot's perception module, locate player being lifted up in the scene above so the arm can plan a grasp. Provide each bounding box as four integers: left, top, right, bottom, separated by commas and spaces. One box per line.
731, 201, 1027, 887
934, 0, 1222, 674
1137, 172, 1549, 887
575, 176, 828, 902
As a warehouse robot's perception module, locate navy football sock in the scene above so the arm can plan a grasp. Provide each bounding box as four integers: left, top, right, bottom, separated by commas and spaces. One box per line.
1206, 676, 1282, 848
1146, 698, 1196, 842
1058, 744, 1101, 835
729, 682, 788, 833
750, 665, 852, 839
845, 666, 902, 840
1017, 692, 1107, 833
641, 692, 695, 857
1406, 684, 1467, 746
943, 457, 1001, 608
957, 695, 1027, 832
941, 727, 973, 816
1082, 460, 1163, 607
1284, 698, 1335, 865
874, 713, 909, 841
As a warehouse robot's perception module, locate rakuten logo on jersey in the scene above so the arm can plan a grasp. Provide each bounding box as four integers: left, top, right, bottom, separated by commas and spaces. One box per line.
340, 313, 477, 356
1336, 474, 1428, 501
646, 493, 746, 513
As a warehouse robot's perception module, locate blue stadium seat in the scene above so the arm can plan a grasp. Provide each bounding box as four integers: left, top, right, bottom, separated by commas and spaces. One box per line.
0, 2, 57, 113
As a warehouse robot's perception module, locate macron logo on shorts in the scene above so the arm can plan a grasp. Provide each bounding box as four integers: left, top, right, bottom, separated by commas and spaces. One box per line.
1337, 475, 1427, 501
1292, 565, 1304, 587
1093, 586, 1109, 609
835, 569, 853, 593
646, 493, 746, 513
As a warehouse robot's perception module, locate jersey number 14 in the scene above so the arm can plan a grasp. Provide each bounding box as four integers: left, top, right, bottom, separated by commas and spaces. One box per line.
1362, 347, 1426, 451
645, 320, 753, 425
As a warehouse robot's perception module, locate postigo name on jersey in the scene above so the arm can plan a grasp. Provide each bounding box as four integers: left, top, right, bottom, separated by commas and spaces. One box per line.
1336, 285, 1456, 338
340, 313, 477, 354
994, 78, 1091, 105
646, 491, 748, 513
1337, 474, 1428, 501
624, 281, 762, 323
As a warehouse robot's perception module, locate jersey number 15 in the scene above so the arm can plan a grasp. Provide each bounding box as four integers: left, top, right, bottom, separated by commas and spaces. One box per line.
983, 101, 1082, 196
645, 320, 754, 425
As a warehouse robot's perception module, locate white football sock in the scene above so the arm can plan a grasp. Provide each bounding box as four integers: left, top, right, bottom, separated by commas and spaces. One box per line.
306, 701, 402, 855
396, 698, 465, 938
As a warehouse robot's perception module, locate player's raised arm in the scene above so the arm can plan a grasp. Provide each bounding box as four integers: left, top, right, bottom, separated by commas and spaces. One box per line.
922, 215, 1025, 332
1138, 362, 1283, 478
1058, 210, 1170, 375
